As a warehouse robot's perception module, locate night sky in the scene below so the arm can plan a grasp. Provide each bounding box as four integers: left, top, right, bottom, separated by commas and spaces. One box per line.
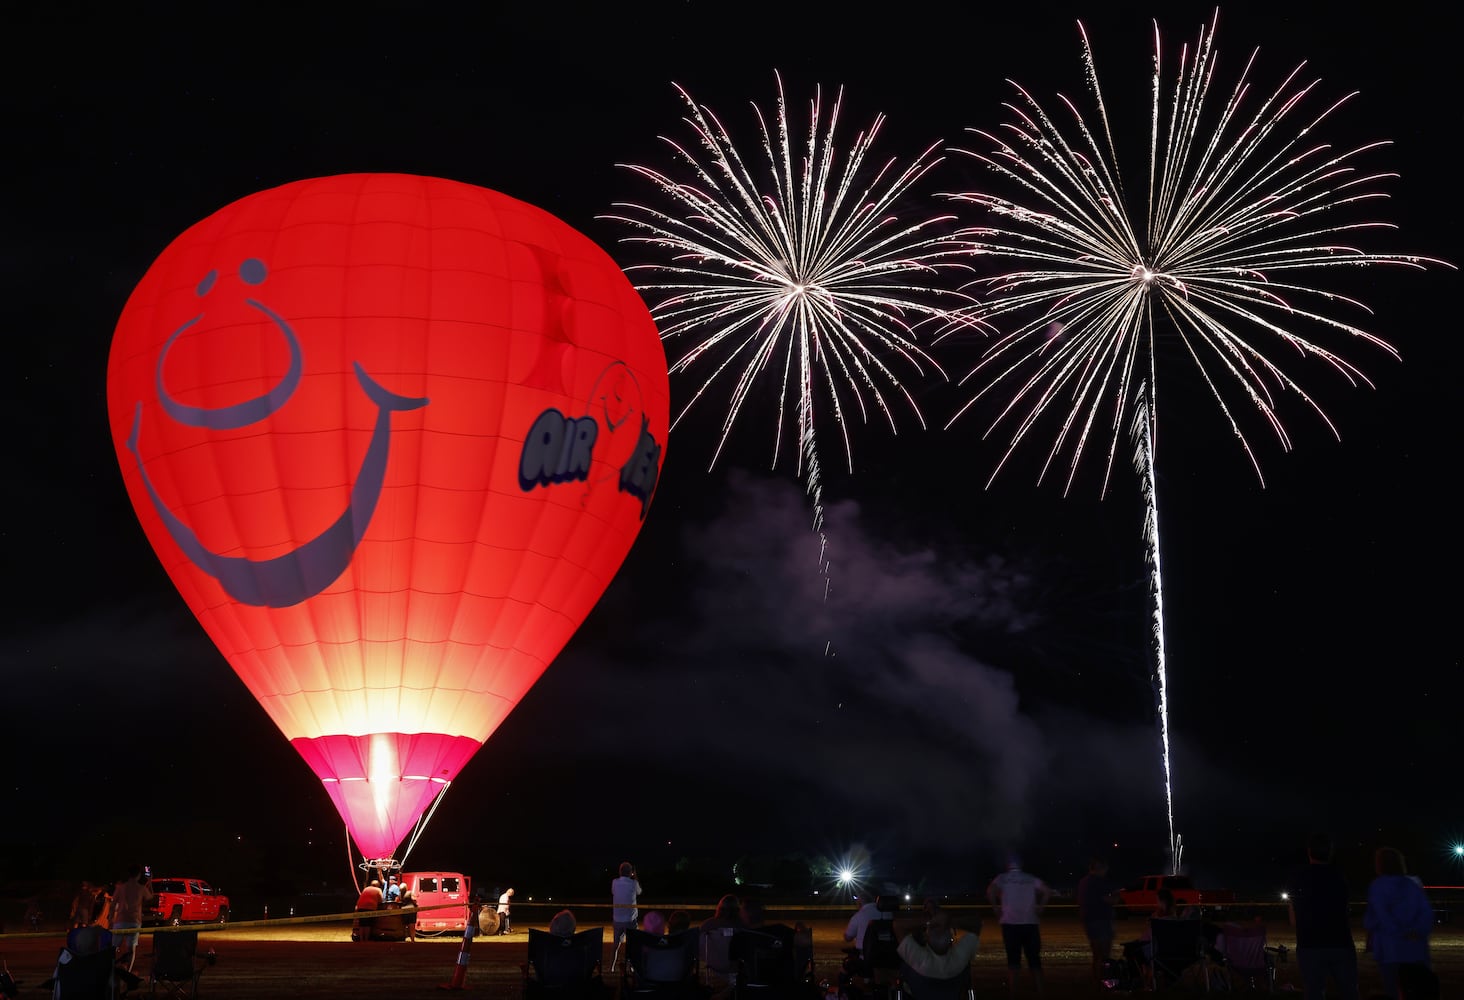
5, 3, 1459, 904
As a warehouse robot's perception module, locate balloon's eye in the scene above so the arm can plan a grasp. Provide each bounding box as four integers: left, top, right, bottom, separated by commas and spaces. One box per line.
239, 259, 267, 286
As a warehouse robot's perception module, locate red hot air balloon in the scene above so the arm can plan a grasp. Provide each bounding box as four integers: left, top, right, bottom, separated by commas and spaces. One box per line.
107, 174, 669, 863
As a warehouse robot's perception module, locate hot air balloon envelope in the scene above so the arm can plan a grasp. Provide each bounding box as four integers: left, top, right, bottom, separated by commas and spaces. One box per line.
107, 174, 669, 860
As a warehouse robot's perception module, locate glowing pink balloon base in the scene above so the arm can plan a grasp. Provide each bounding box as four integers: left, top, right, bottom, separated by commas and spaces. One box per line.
292, 732, 482, 861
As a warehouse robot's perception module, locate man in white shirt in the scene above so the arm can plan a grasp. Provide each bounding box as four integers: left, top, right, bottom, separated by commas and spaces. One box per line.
497, 887, 514, 935
843, 896, 887, 956
987, 855, 1051, 997
610, 862, 642, 971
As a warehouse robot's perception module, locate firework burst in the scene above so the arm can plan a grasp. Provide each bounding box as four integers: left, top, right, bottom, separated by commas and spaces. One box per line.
604, 73, 970, 551
942, 10, 1450, 871
942, 10, 1451, 497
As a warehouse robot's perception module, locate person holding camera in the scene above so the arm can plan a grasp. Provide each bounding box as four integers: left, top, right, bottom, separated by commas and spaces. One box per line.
610, 861, 642, 971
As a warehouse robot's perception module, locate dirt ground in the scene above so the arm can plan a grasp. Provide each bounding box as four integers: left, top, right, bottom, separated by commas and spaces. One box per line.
2, 906, 1458, 998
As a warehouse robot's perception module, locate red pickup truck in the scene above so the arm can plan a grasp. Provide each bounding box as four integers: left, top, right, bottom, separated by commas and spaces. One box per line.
1118, 875, 1236, 913
145, 878, 230, 925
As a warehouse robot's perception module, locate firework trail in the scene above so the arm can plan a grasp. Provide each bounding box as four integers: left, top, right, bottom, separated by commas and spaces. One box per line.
604, 73, 969, 603
1131, 384, 1177, 872
941, 11, 1450, 860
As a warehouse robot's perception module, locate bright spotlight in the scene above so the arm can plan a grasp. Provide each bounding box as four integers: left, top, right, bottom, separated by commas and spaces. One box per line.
838, 868, 855, 886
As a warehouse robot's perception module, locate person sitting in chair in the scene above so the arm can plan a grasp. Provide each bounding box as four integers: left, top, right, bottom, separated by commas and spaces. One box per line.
701, 894, 743, 1000
897, 907, 980, 994
736, 898, 811, 987
550, 909, 578, 937
67, 896, 113, 956
843, 896, 887, 958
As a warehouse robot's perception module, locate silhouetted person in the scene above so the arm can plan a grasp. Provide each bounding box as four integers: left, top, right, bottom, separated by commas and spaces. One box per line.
1286, 833, 1359, 1000
1077, 857, 1122, 983
66, 896, 113, 955
701, 893, 743, 1000
1363, 847, 1434, 999
399, 886, 418, 942
550, 909, 578, 937
110, 864, 154, 971
68, 881, 97, 930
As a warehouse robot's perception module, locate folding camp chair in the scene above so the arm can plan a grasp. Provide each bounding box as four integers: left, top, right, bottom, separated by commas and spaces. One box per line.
842, 905, 900, 1000
703, 924, 739, 995
523, 927, 608, 1000
149, 930, 213, 999
53, 946, 116, 999
894, 963, 974, 1000
731, 928, 805, 1000
622, 928, 705, 1000
1214, 922, 1276, 992
1148, 918, 1209, 992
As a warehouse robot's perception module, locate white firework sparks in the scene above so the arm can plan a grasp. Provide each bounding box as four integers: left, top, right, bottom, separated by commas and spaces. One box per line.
942, 10, 1451, 497
604, 73, 970, 543
1131, 384, 1177, 870
942, 11, 1450, 866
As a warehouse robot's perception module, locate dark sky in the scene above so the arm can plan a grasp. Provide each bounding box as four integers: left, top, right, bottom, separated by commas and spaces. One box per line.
4, 3, 1459, 903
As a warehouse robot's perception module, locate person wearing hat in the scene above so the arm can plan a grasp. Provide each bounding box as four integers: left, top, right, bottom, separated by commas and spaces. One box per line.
386, 875, 402, 903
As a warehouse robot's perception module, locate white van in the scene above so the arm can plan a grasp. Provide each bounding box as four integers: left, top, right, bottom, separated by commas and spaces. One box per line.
399, 871, 472, 934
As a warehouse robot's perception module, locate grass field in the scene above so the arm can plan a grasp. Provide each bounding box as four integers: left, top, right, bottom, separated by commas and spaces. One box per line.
1, 904, 1455, 997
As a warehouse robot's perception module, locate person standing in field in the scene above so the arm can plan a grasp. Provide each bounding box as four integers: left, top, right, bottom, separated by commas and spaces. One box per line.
987, 854, 1051, 998
611, 861, 642, 972
1285, 833, 1359, 1000
68, 881, 97, 930
497, 887, 515, 935
1077, 856, 1123, 984
1363, 846, 1434, 999
352, 879, 385, 942
110, 864, 155, 971
398, 884, 418, 942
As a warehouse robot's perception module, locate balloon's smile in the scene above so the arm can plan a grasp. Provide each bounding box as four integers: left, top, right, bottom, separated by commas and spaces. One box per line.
125, 259, 428, 608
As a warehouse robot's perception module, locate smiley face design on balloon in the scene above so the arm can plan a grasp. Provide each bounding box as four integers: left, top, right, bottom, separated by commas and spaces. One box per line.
109, 174, 670, 864
123, 257, 429, 608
